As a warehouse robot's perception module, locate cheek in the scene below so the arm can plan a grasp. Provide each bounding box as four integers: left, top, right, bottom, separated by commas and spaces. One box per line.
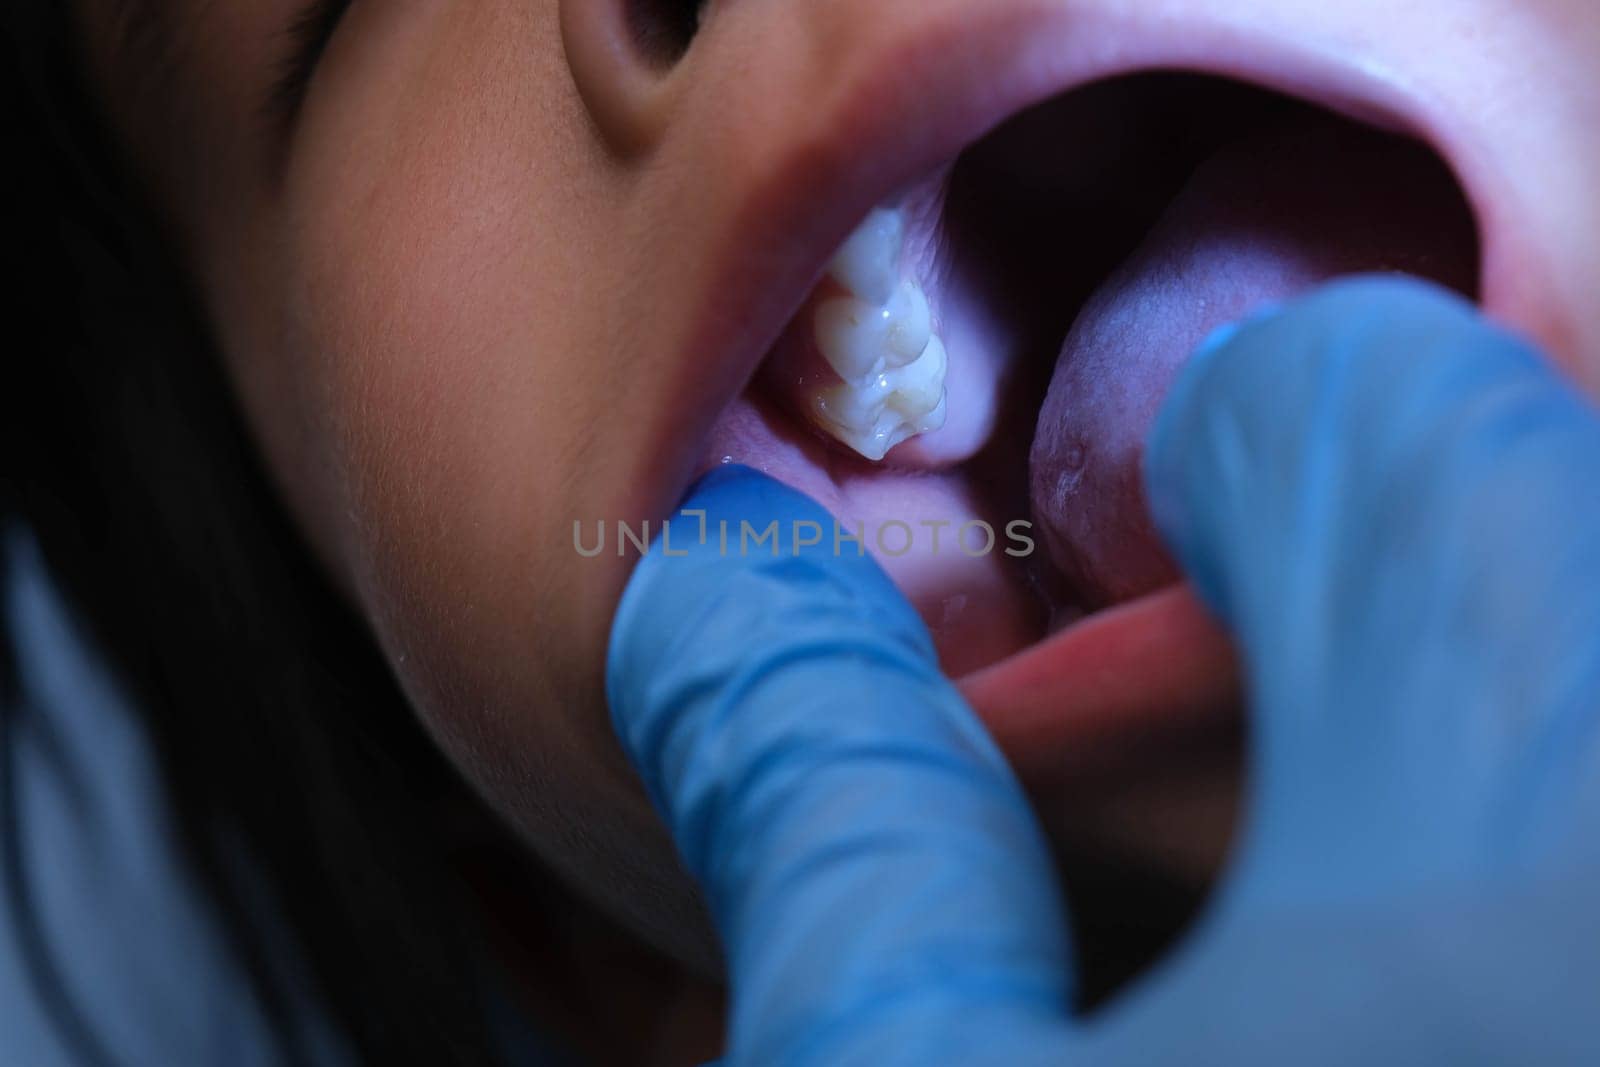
302, 151, 578, 712
254, 9, 729, 957
271, 1, 659, 883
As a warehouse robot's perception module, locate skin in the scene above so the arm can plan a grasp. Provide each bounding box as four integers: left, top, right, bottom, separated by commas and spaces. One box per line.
76, 0, 1600, 1054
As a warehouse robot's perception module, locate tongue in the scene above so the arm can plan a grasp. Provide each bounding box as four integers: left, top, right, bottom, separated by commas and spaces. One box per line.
1030, 116, 1479, 612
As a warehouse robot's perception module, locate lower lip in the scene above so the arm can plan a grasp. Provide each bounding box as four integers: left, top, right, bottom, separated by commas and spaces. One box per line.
958, 584, 1241, 783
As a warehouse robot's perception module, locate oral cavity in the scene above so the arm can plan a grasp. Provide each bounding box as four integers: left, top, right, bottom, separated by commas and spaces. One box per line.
1030, 113, 1479, 612
742, 79, 1479, 666
800, 207, 951, 462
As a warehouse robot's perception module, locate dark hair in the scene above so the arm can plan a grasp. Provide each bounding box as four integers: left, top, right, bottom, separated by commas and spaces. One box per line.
4, 6, 516, 1064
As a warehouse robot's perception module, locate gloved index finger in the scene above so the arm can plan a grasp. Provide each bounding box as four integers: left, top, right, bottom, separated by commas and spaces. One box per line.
1142, 274, 1600, 879
607, 465, 1073, 1065
1142, 274, 1591, 654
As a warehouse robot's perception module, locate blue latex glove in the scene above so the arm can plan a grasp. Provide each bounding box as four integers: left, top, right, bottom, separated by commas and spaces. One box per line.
607, 274, 1600, 1064
607, 467, 1075, 1063
1102, 274, 1600, 1063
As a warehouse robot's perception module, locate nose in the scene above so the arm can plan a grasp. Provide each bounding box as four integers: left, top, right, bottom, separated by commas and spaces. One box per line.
561, 0, 967, 158
559, 0, 701, 156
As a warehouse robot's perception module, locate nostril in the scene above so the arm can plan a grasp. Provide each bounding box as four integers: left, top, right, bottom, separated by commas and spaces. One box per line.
561, 0, 702, 155
626, 0, 705, 67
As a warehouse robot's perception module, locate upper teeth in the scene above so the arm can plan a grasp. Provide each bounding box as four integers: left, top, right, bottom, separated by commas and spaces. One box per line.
825, 208, 905, 306
806, 206, 948, 462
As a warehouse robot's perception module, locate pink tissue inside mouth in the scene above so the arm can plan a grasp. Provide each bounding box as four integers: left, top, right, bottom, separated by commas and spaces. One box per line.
1029, 115, 1480, 613
717, 83, 1482, 690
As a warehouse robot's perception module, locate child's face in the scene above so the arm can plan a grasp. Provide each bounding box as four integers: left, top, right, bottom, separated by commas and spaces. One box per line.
80, 0, 1600, 961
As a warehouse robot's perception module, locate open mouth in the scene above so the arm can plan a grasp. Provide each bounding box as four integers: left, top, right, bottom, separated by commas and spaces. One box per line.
683, 66, 1482, 995
703, 69, 1479, 764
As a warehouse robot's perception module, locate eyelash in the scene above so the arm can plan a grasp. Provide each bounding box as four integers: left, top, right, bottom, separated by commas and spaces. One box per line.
267, 0, 353, 127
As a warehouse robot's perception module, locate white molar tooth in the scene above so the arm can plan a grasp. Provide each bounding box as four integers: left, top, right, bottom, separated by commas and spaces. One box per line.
826, 207, 903, 306
814, 296, 893, 382
822, 412, 911, 463
885, 335, 947, 420
884, 282, 932, 367
869, 425, 918, 461
805, 206, 948, 462
813, 374, 892, 433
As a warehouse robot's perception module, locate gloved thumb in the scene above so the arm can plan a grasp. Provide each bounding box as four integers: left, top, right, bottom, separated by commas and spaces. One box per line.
608, 465, 1073, 1065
